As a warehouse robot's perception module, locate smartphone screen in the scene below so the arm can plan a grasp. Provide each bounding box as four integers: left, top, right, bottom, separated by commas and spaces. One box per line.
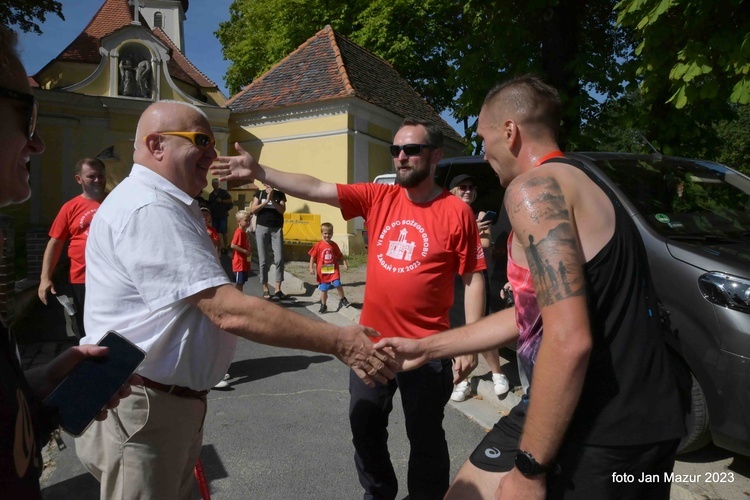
44, 331, 146, 436
481, 211, 498, 223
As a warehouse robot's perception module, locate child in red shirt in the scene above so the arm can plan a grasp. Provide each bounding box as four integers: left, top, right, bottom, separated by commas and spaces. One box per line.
309, 222, 350, 313
201, 207, 220, 257
231, 210, 252, 291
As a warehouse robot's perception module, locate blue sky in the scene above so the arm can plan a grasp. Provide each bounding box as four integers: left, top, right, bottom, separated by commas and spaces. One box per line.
17, 0, 462, 135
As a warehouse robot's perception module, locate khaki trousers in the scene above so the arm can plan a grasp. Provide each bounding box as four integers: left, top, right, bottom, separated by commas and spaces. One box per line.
76, 385, 207, 500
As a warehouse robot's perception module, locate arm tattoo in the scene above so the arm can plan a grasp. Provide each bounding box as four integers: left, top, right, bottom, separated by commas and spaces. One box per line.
513, 176, 585, 307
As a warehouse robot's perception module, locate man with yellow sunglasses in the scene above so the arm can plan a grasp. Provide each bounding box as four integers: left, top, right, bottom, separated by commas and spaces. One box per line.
76, 100, 397, 499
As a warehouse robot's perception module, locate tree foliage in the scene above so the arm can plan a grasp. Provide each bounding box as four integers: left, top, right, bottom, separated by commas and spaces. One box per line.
714, 104, 750, 176
217, 0, 632, 151
611, 0, 750, 156
217, 0, 749, 158
218, 0, 363, 101
0, 0, 63, 35
616, 0, 750, 109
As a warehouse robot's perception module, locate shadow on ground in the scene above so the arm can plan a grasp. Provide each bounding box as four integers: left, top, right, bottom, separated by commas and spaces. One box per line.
225, 354, 334, 386
42, 471, 99, 500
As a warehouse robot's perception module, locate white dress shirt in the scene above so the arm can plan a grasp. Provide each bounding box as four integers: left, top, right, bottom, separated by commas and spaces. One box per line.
83, 164, 236, 390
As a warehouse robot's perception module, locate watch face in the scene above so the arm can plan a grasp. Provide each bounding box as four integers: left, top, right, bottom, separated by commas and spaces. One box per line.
515, 451, 543, 476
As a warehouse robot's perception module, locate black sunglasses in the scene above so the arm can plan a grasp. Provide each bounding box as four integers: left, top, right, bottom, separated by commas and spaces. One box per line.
0, 86, 38, 140
389, 143, 434, 158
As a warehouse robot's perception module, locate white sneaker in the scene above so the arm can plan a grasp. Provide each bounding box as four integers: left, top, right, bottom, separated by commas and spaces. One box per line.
492, 373, 510, 396
213, 379, 229, 389
451, 381, 471, 402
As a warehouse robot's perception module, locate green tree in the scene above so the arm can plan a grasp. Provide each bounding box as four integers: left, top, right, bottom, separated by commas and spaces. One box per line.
217, 0, 632, 151
585, 92, 750, 179
613, 0, 749, 155
715, 104, 750, 176
218, 0, 364, 100
616, 0, 750, 109
217, 0, 750, 157
0, 0, 63, 35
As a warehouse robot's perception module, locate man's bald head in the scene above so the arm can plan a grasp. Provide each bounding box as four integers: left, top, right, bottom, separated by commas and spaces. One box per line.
134, 100, 208, 151
133, 100, 216, 197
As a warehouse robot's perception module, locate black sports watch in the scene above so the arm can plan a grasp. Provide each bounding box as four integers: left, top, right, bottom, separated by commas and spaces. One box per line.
514, 450, 550, 477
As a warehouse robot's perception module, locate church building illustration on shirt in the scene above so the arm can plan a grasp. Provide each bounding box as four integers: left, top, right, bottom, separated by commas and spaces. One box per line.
386, 228, 416, 261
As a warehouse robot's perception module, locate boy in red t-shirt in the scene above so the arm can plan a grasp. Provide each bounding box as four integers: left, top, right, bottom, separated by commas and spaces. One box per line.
201, 207, 220, 257
231, 210, 252, 291
308, 222, 350, 313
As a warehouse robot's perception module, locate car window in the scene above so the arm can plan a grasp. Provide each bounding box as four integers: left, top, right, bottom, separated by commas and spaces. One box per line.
373, 174, 396, 185
593, 157, 750, 242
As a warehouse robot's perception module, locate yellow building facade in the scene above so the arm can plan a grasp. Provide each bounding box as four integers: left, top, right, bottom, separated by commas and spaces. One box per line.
12, 0, 463, 278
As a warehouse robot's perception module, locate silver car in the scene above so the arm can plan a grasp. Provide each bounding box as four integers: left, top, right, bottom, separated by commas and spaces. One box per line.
436, 152, 750, 456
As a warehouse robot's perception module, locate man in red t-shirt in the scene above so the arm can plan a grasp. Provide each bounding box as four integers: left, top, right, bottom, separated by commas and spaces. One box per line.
212, 117, 487, 500
38, 157, 106, 337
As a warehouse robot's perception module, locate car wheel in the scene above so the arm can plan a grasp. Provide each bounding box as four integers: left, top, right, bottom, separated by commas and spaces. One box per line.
677, 374, 712, 454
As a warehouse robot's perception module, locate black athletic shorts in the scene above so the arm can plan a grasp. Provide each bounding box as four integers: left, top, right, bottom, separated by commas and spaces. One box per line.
469, 396, 680, 499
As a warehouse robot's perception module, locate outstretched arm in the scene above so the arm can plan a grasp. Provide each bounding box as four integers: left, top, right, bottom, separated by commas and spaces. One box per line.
211, 143, 340, 207
188, 284, 397, 386
375, 307, 518, 371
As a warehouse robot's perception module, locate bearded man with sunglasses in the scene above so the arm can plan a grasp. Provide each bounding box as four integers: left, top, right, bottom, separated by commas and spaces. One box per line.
75, 100, 398, 499
211, 117, 487, 500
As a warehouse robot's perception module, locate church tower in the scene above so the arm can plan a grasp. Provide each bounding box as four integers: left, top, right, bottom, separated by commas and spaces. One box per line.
136, 0, 188, 52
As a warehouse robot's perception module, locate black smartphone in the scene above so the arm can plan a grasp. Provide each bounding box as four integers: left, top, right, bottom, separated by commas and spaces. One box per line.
44, 331, 146, 437
481, 211, 498, 223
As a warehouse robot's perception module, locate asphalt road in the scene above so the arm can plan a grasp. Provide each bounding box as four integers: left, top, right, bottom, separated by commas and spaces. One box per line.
39, 273, 488, 499
36, 261, 750, 499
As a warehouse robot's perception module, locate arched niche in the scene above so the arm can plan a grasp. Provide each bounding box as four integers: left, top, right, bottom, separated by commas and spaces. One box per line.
117, 43, 154, 99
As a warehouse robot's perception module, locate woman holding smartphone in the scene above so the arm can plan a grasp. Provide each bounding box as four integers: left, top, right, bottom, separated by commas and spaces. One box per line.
447, 174, 510, 402
0, 26, 138, 498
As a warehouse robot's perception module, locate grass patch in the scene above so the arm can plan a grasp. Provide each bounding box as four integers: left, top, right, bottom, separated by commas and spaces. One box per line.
347, 252, 367, 268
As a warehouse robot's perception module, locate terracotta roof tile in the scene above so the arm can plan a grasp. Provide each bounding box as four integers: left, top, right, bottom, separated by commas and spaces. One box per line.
152, 28, 216, 88
37, 0, 217, 91
57, 0, 145, 64
227, 27, 351, 110
228, 26, 461, 143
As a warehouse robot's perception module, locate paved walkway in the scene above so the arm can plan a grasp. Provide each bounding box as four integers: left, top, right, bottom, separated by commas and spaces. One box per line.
18, 262, 729, 499
18, 263, 519, 430
280, 263, 523, 428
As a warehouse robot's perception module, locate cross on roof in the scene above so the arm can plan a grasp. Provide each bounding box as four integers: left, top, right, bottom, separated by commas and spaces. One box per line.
128, 0, 142, 24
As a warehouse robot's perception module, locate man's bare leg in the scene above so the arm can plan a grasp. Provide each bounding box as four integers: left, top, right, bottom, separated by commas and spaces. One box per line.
445, 459, 506, 499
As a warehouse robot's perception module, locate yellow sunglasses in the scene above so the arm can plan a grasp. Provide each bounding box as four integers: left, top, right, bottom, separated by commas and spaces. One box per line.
154, 131, 215, 150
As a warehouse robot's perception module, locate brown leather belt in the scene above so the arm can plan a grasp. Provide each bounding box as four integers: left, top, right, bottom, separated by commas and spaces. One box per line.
141, 377, 208, 399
